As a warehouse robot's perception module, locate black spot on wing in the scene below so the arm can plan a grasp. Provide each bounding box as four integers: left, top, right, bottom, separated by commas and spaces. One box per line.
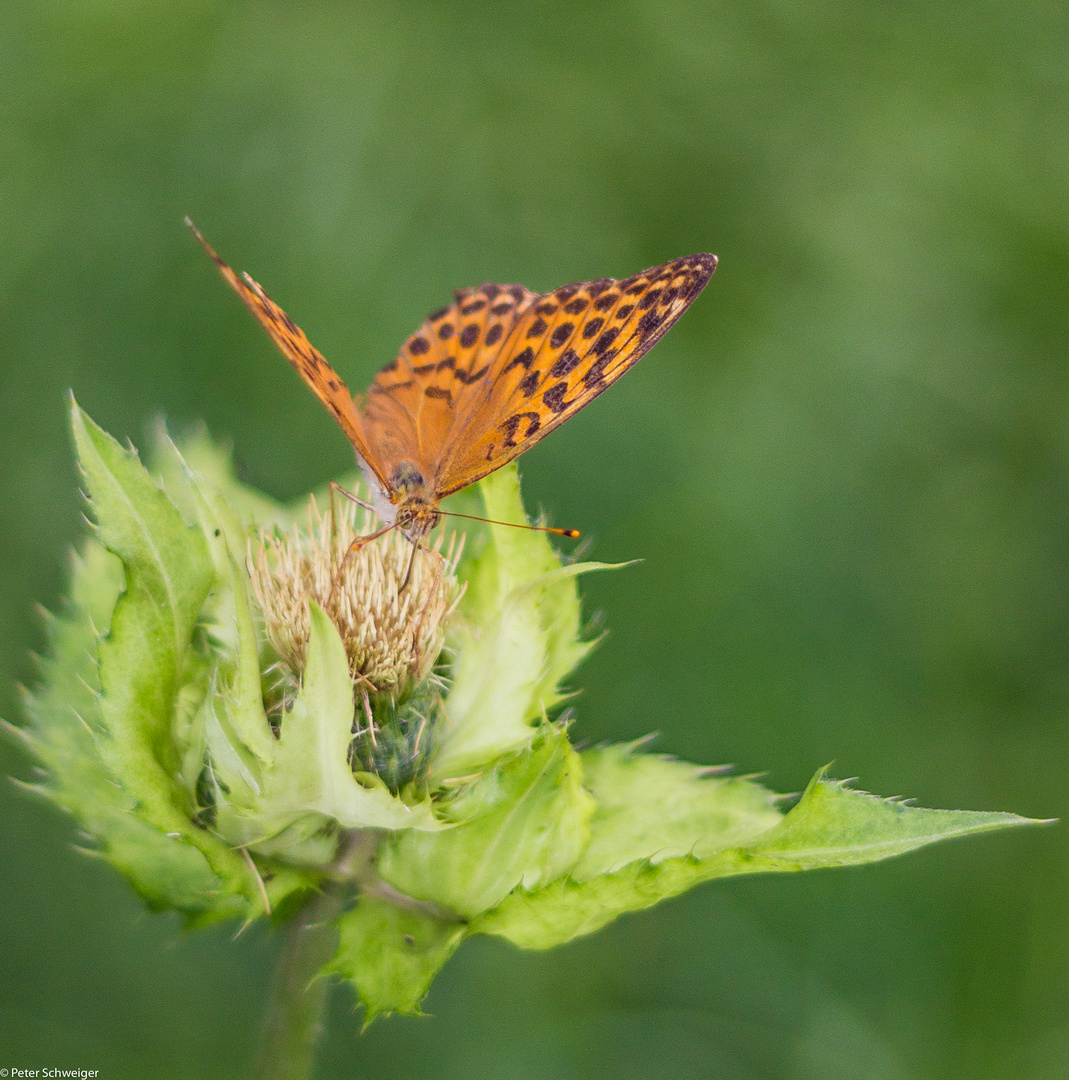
637, 309, 665, 339
501, 411, 541, 449
505, 346, 535, 372
455, 363, 490, 384
582, 350, 616, 389
549, 323, 574, 349
592, 327, 620, 355
549, 349, 580, 378
542, 382, 574, 414
519, 369, 540, 396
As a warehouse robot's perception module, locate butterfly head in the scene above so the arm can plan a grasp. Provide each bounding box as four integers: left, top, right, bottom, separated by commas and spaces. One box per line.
390, 461, 442, 541
395, 499, 442, 541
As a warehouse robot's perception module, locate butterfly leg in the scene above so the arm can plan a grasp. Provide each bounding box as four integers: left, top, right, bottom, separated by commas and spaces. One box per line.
329, 521, 401, 600
399, 538, 420, 594
327, 479, 387, 575
358, 684, 377, 747
328, 480, 377, 545
329, 480, 376, 514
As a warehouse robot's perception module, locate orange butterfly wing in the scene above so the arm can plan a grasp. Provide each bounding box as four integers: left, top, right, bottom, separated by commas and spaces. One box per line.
434, 253, 717, 495
360, 282, 539, 487
185, 219, 392, 495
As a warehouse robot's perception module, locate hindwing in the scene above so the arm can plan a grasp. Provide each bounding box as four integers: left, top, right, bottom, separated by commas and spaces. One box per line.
361, 281, 539, 484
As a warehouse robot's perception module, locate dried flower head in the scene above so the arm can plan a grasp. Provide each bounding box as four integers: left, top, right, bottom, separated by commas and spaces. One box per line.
249, 494, 465, 693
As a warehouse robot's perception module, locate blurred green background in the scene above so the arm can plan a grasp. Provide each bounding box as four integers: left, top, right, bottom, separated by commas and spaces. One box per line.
1, 1, 1067, 1077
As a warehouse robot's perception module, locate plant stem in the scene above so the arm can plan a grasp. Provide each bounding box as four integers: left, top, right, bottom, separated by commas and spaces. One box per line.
255, 885, 345, 1080
255, 833, 378, 1080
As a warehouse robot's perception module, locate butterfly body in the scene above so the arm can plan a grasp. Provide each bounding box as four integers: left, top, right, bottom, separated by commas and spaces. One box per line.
188, 219, 716, 537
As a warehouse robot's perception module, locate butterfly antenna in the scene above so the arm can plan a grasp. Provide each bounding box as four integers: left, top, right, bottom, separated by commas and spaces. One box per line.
439, 510, 580, 539
399, 538, 420, 594
328, 481, 339, 551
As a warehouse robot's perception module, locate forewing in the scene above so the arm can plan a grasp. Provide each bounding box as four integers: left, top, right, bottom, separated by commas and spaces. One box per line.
436, 253, 717, 495
187, 220, 389, 493
362, 282, 539, 482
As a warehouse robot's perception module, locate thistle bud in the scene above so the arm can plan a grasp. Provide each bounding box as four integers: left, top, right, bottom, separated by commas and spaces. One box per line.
249, 495, 464, 689
248, 495, 465, 794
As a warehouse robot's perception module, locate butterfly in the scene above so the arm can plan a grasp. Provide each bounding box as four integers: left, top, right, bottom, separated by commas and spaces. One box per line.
187, 219, 715, 544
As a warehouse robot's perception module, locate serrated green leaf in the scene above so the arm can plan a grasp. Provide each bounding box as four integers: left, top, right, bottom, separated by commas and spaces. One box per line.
744, 767, 1041, 868
573, 742, 783, 880
72, 402, 212, 770
379, 728, 594, 918
474, 762, 1041, 949
432, 465, 619, 780
256, 603, 439, 837
150, 431, 274, 766
70, 400, 262, 911
11, 540, 239, 919
204, 687, 263, 810
328, 893, 466, 1022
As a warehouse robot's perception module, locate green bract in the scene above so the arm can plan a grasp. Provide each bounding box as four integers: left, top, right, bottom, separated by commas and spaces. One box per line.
8, 400, 1041, 1019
